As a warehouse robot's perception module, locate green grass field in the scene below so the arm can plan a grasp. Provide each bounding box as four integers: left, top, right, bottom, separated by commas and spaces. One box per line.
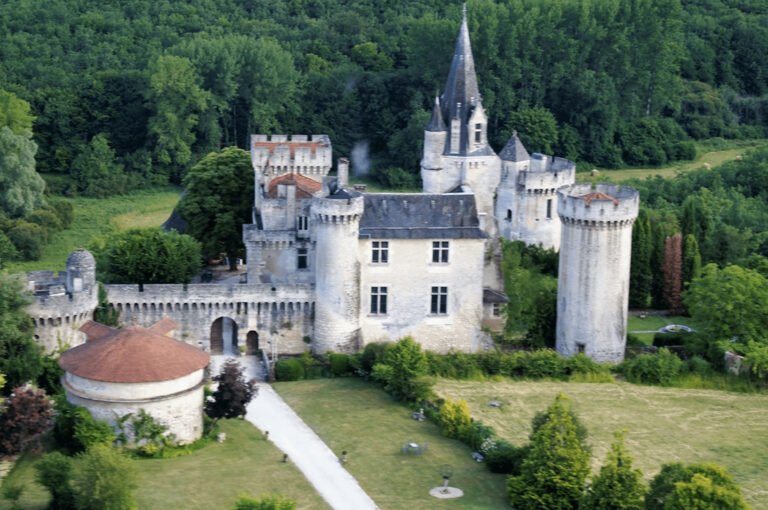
434, 379, 768, 509
582, 140, 768, 183
0, 420, 329, 510
275, 378, 509, 510
7, 187, 181, 273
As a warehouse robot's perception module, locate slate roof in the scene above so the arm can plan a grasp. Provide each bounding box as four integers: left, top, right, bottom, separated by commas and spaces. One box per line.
359, 193, 486, 239
61, 321, 209, 383
427, 96, 446, 132
483, 288, 509, 304
499, 132, 530, 162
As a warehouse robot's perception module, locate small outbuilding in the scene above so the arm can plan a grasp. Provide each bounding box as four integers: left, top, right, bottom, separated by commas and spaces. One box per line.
59, 319, 210, 444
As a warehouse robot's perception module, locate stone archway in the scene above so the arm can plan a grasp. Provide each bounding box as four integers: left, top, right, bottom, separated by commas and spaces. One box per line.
246, 331, 259, 355
210, 317, 238, 355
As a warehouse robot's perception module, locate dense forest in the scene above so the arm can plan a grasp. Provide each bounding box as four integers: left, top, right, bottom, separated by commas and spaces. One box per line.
0, 0, 767, 194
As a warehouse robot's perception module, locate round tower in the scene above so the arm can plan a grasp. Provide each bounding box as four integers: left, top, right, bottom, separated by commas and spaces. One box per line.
66, 248, 96, 293
311, 187, 364, 354
421, 96, 447, 193
556, 184, 639, 363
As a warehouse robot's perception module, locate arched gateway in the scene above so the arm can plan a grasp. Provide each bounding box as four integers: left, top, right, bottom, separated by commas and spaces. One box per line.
210, 317, 239, 355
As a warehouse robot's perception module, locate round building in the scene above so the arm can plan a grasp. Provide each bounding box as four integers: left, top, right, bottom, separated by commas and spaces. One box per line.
59, 321, 210, 444
556, 184, 639, 363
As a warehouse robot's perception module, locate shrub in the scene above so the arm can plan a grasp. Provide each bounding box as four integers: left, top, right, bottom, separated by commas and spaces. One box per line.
653, 332, 688, 347
74, 407, 116, 450
427, 351, 482, 379
35, 452, 76, 510
275, 359, 305, 381
619, 348, 683, 385
567, 353, 609, 376
684, 355, 712, 375
464, 420, 495, 451
372, 337, 429, 401
484, 440, 529, 475
72, 445, 137, 510
47, 198, 74, 228
524, 349, 568, 378
206, 359, 257, 418
646, 463, 748, 510
233, 494, 296, 510
7, 220, 46, 259
438, 399, 472, 439
27, 208, 63, 234
360, 342, 391, 374
328, 353, 352, 377
0, 385, 54, 455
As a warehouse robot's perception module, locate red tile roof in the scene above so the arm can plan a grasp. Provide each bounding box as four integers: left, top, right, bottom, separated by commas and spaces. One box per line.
267, 173, 322, 199
61, 322, 209, 383
79, 321, 118, 342
147, 317, 177, 336
581, 192, 619, 206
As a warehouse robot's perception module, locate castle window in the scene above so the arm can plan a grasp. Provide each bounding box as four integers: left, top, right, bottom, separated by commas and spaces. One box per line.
576, 342, 586, 354
474, 123, 483, 143
430, 286, 448, 315
297, 216, 309, 231
432, 241, 449, 263
492, 303, 502, 317
506, 209, 512, 221
297, 248, 308, 270
450, 118, 461, 153
370, 286, 388, 315
372, 241, 389, 264
546, 199, 553, 219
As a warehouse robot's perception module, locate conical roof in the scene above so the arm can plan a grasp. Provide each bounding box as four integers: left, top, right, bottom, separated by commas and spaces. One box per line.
60, 322, 209, 383
440, 5, 481, 154
426, 96, 446, 132
499, 131, 530, 162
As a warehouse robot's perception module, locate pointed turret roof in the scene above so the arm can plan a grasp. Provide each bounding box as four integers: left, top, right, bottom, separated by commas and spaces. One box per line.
427, 96, 446, 132
441, 5, 480, 127
499, 131, 530, 162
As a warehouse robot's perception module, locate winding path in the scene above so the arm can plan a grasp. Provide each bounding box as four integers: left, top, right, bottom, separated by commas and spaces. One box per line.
245, 383, 379, 510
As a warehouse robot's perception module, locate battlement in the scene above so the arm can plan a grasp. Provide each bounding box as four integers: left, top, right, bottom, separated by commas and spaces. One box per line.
311, 192, 364, 224
106, 283, 314, 302
243, 227, 299, 247
251, 134, 332, 172
558, 184, 639, 226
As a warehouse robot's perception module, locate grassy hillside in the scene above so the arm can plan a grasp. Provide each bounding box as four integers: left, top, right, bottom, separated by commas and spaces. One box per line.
434, 379, 768, 509
7, 187, 180, 273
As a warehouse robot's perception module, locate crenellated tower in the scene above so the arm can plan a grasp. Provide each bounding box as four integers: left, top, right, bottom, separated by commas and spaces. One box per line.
311, 185, 364, 354
556, 184, 639, 362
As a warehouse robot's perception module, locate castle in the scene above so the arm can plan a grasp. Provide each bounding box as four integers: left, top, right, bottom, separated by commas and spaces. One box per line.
27, 9, 638, 363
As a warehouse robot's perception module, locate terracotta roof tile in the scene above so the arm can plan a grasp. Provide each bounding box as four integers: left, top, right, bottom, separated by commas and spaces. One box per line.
79, 321, 118, 342
267, 173, 322, 199
62, 322, 209, 383
147, 317, 178, 336
580, 191, 619, 206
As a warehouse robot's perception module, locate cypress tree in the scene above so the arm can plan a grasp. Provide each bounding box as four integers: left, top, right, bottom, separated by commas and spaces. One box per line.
582, 431, 646, 509
682, 234, 702, 287
629, 209, 652, 308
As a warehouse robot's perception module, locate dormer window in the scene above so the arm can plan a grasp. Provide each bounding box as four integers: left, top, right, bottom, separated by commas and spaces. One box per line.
474, 123, 483, 144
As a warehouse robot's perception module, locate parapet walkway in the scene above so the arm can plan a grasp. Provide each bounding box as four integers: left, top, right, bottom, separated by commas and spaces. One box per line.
245, 384, 379, 510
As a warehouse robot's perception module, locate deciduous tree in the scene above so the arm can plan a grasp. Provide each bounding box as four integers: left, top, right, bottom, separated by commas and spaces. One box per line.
0, 274, 44, 393
177, 147, 254, 270
0, 385, 54, 454
72, 445, 137, 510
206, 359, 257, 419
646, 463, 748, 510
0, 126, 45, 218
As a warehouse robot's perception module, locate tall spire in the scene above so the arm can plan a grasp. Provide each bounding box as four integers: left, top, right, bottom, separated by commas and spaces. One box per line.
427, 96, 446, 132
441, 4, 482, 154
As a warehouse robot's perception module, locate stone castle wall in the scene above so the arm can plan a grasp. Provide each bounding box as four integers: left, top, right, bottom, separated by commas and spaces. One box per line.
26, 282, 97, 353
105, 283, 315, 355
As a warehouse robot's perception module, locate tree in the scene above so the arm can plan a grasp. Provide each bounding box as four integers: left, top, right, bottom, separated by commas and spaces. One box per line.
0, 231, 18, 268
646, 463, 748, 510
684, 264, 768, 344
663, 234, 683, 314
35, 452, 76, 510
71, 444, 137, 510
630, 210, 653, 308
0, 274, 44, 393
70, 134, 127, 197
507, 394, 591, 510
582, 432, 645, 510
206, 359, 257, 419
177, 147, 254, 270
147, 55, 209, 182
0, 89, 34, 136
6, 220, 46, 260
682, 234, 702, 287
372, 336, 429, 401
92, 228, 202, 284
501, 107, 559, 155
232, 494, 296, 510
0, 385, 54, 454
0, 126, 45, 218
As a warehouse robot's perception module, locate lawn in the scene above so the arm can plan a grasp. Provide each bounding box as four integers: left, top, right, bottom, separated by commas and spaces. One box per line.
0, 420, 329, 510
434, 379, 768, 509
275, 378, 510, 510
626, 314, 700, 344
581, 140, 768, 183
7, 187, 181, 273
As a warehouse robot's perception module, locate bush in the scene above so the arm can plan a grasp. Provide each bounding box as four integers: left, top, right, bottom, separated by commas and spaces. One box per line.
27, 208, 63, 234
653, 332, 688, 347
74, 407, 116, 450
206, 359, 257, 419
7, 220, 46, 259
328, 353, 352, 377
360, 342, 391, 374
438, 399, 472, 439
0, 385, 54, 455
233, 494, 296, 510
484, 440, 529, 475
524, 349, 568, 378
47, 198, 74, 229
619, 348, 683, 385
426, 351, 482, 379
35, 452, 76, 510
684, 355, 712, 375
275, 359, 305, 381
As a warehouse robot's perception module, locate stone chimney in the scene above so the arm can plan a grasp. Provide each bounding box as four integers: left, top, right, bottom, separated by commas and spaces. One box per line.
338, 157, 350, 188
